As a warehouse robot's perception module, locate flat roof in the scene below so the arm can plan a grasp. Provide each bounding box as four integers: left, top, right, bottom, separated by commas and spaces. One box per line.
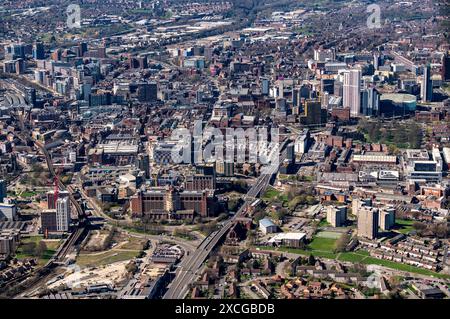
268, 232, 306, 243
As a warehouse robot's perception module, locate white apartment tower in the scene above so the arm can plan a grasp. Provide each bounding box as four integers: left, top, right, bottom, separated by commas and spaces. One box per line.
56, 197, 71, 232
343, 69, 361, 116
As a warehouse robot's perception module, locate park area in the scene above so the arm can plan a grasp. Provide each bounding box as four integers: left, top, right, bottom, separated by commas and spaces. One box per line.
262, 186, 288, 203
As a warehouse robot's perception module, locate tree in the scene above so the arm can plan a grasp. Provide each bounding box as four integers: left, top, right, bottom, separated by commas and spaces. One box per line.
126, 261, 138, 275
227, 199, 241, 212
246, 230, 256, 246
22, 242, 37, 256
334, 234, 351, 253
412, 221, 427, 236
307, 254, 316, 266
36, 241, 48, 258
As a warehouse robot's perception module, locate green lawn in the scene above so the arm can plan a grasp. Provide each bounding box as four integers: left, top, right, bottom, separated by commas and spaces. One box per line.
308, 236, 337, 251
19, 191, 38, 198
337, 251, 370, 263
262, 187, 288, 204
262, 187, 280, 200
317, 219, 330, 227
394, 219, 414, 234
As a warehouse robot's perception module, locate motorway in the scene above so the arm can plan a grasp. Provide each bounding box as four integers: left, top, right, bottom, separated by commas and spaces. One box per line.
163, 140, 288, 299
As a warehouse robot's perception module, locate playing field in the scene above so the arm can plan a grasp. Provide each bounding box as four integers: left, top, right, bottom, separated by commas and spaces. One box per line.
315, 231, 343, 239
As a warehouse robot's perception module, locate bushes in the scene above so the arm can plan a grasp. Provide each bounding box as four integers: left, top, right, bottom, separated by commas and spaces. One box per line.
22, 241, 47, 258
197, 221, 218, 236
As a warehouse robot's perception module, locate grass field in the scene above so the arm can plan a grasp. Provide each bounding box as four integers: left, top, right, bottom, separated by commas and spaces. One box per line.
262, 187, 288, 204
19, 191, 38, 198
15, 236, 62, 266
308, 236, 337, 251
317, 219, 330, 227
337, 250, 370, 263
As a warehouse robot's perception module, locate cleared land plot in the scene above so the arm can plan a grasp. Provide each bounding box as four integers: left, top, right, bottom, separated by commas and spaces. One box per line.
76, 250, 138, 267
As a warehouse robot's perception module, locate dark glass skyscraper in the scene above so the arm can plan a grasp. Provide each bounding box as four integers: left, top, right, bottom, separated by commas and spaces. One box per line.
33, 42, 45, 60
421, 64, 433, 102
442, 52, 450, 82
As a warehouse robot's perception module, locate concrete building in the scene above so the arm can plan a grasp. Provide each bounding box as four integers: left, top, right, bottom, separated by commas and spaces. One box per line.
351, 198, 372, 217
357, 206, 379, 239
267, 232, 306, 248
0, 203, 17, 221
326, 206, 347, 227
47, 190, 70, 210
131, 187, 209, 217
294, 129, 310, 154
259, 218, 278, 234
0, 229, 20, 257
379, 208, 395, 231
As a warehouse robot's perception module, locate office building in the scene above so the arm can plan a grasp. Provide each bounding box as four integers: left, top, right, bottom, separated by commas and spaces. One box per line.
360, 87, 379, 116
33, 42, 45, 60
357, 207, 379, 239
442, 52, 450, 82
216, 161, 234, 177
261, 78, 270, 95
302, 100, 326, 125
137, 82, 158, 102
343, 69, 361, 116
321, 78, 335, 95
0, 180, 6, 203
421, 64, 433, 102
